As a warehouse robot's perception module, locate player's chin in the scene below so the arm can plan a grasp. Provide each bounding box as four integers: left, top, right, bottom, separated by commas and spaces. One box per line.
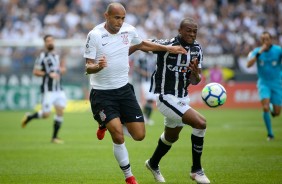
185, 38, 194, 44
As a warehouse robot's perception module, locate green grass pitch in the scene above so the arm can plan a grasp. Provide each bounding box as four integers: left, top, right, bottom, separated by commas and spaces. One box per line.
0, 109, 282, 184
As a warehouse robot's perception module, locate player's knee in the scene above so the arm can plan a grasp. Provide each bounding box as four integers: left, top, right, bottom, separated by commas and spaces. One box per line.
112, 134, 125, 144
132, 133, 145, 141
166, 135, 179, 143
195, 117, 207, 129
42, 112, 50, 118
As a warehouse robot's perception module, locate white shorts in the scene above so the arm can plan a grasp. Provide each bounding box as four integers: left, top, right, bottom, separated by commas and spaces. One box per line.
41, 91, 67, 113
142, 81, 156, 101
156, 94, 191, 128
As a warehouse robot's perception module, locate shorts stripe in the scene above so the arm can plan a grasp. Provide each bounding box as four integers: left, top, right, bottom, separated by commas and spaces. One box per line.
159, 94, 183, 117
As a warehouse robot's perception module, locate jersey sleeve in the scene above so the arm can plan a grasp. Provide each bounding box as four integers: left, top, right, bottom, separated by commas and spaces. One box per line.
149, 39, 171, 54
130, 27, 142, 45
197, 46, 203, 69
84, 31, 97, 59
249, 48, 260, 59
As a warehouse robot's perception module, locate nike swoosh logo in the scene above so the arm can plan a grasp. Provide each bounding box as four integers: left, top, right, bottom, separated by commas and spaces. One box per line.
136, 116, 142, 119
102, 43, 108, 46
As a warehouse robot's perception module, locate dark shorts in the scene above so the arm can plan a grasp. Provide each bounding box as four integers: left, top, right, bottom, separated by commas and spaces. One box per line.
89, 83, 144, 126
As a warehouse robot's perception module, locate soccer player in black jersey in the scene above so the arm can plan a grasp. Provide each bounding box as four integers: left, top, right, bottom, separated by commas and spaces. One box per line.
130, 17, 210, 183
21, 35, 67, 144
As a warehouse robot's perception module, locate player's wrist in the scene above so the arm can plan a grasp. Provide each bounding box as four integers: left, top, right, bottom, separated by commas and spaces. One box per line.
96, 64, 100, 70
256, 52, 261, 58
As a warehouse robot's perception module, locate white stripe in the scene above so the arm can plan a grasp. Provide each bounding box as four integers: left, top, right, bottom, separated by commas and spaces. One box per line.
161, 52, 169, 94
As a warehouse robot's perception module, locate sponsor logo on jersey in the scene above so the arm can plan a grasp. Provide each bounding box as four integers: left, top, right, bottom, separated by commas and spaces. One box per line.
190, 51, 199, 55
102, 33, 108, 38
167, 65, 189, 73
168, 56, 176, 59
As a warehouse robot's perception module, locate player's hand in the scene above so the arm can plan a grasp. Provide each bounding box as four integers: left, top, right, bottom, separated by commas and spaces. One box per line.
188, 57, 199, 75
97, 56, 107, 69
167, 45, 187, 54
49, 72, 60, 80
260, 44, 268, 53
85, 56, 107, 75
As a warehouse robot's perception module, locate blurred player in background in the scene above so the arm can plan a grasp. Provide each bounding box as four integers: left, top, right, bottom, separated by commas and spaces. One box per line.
207, 64, 223, 84
83, 3, 186, 184
132, 52, 156, 125
247, 31, 282, 141
21, 35, 67, 144
131, 17, 210, 184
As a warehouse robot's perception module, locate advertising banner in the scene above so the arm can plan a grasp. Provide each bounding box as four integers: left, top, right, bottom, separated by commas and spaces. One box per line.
188, 82, 260, 109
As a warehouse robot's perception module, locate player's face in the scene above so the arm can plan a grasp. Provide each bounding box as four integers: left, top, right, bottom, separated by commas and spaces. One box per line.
45, 36, 54, 51
104, 8, 125, 34
260, 33, 272, 47
179, 23, 198, 44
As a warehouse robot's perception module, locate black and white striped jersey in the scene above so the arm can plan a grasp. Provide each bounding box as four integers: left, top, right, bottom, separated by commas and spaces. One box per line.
150, 36, 203, 98
34, 52, 63, 93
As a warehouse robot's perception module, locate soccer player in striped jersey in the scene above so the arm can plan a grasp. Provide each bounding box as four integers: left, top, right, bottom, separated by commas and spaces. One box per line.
247, 31, 282, 141
131, 17, 210, 183
83, 3, 186, 184
21, 35, 67, 144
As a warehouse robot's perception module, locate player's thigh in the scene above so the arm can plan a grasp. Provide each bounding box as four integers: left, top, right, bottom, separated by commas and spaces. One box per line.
270, 84, 282, 106
41, 92, 53, 113
89, 89, 120, 127
182, 108, 206, 129
119, 84, 144, 123
257, 81, 271, 101
126, 122, 145, 141
106, 117, 124, 144
156, 94, 189, 127
54, 91, 67, 115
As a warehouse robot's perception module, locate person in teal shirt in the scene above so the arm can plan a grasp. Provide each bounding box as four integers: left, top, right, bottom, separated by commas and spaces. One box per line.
247, 31, 282, 141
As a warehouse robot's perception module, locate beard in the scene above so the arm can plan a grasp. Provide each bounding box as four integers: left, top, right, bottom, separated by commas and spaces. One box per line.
47, 44, 54, 51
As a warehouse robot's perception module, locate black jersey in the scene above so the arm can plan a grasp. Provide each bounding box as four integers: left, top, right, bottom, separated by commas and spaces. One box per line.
34, 52, 63, 93
150, 36, 203, 98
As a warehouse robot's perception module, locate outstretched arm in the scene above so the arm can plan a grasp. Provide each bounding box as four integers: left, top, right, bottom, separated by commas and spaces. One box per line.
247, 44, 268, 68
129, 40, 187, 55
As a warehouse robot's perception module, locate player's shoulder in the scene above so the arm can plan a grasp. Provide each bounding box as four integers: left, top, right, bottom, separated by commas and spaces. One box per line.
193, 40, 202, 47
271, 44, 282, 51
151, 37, 175, 46
120, 22, 137, 33
88, 23, 106, 37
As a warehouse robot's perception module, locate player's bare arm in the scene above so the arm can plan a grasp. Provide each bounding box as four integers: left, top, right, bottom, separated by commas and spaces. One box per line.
85, 56, 107, 74
130, 40, 187, 55
59, 58, 67, 75
247, 46, 266, 68
189, 57, 201, 85
33, 68, 59, 80
33, 68, 46, 77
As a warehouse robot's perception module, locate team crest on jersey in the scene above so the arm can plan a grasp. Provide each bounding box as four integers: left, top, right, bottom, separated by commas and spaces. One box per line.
121, 34, 129, 45
272, 61, 277, 66
99, 110, 106, 122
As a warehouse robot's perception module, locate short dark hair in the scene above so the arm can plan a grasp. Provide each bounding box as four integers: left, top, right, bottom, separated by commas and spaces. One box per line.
179, 17, 197, 29
262, 31, 272, 38
43, 34, 53, 41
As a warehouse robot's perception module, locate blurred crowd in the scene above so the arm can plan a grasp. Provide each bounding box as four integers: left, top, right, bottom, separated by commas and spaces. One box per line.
1, 0, 281, 53
0, 0, 281, 75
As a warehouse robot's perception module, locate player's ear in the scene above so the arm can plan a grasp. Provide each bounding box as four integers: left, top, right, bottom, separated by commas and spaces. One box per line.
104, 12, 108, 19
